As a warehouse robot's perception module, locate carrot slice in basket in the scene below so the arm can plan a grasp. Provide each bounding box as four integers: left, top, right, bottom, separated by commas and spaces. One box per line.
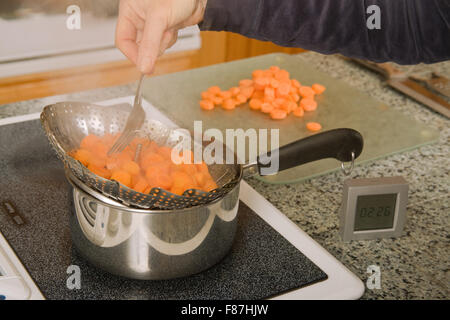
122, 160, 141, 176
133, 176, 149, 193
88, 164, 111, 179
80, 134, 101, 151
73, 149, 92, 166
111, 170, 132, 187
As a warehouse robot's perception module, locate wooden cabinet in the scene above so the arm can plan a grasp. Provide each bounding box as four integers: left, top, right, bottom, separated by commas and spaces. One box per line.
0, 32, 305, 104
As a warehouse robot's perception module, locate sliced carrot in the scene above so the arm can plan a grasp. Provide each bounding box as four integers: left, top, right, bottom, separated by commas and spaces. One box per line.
252, 90, 264, 100
290, 92, 300, 102
269, 66, 281, 73
201, 91, 214, 100
73, 149, 92, 166
312, 83, 326, 94
106, 157, 119, 170
122, 160, 140, 176
196, 161, 210, 174
239, 79, 253, 87
277, 82, 291, 97
299, 86, 315, 98
157, 146, 173, 159
264, 87, 275, 100
222, 98, 236, 110
270, 78, 280, 89
219, 90, 232, 99
252, 69, 264, 79
208, 86, 221, 95
274, 69, 290, 81
272, 98, 285, 108
293, 106, 305, 117
171, 171, 195, 189
240, 86, 254, 98
170, 186, 185, 196
249, 98, 262, 110
229, 87, 240, 96
306, 122, 322, 132
140, 152, 165, 168
270, 109, 288, 120
133, 176, 149, 193
212, 96, 223, 105
235, 94, 247, 105
80, 134, 101, 151
261, 102, 274, 113
254, 77, 270, 90
193, 172, 206, 186
291, 79, 301, 89
199, 99, 214, 110
300, 98, 318, 112
88, 164, 111, 179
152, 173, 173, 190
110, 170, 132, 187
181, 163, 197, 175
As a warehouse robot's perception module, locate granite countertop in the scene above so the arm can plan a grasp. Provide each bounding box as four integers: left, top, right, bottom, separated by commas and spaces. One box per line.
1, 52, 448, 300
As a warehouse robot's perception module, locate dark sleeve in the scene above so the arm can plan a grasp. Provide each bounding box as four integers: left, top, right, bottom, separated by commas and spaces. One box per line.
198, 0, 450, 65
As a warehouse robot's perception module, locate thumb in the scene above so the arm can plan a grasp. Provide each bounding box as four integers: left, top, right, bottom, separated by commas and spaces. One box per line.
137, 10, 167, 74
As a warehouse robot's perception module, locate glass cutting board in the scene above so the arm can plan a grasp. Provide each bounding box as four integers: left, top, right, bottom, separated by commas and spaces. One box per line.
142, 53, 439, 184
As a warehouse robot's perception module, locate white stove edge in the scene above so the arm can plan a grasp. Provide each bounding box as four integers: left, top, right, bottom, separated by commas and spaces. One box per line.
0, 96, 365, 300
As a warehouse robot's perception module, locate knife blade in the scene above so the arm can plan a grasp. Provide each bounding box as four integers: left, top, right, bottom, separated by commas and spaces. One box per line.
350, 58, 450, 118
388, 78, 450, 118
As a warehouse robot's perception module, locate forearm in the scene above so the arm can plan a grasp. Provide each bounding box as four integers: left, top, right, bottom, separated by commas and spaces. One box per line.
199, 0, 450, 64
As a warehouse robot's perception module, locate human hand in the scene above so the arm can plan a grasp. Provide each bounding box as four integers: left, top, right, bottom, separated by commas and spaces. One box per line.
115, 0, 207, 74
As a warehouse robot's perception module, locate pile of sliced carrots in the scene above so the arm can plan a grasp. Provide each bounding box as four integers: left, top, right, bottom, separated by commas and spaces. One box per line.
199, 66, 325, 131
71, 133, 217, 196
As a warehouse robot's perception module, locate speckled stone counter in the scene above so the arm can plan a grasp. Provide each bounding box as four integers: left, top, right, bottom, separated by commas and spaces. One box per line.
1, 52, 448, 299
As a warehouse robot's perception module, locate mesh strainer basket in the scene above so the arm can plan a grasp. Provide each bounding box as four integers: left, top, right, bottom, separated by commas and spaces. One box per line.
40, 102, 240, 210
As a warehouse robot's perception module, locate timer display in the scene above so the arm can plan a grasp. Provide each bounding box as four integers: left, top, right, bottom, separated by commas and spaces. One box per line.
354, 194, 397, 231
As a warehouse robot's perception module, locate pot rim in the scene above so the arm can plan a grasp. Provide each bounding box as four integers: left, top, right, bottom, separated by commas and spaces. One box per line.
66, 168, 243, 215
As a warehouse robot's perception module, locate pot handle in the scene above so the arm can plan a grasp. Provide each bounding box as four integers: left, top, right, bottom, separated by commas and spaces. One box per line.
256, 128, 363, 176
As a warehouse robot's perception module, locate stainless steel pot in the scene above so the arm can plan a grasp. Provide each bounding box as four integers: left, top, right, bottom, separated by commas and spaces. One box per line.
67, 128, 363, 280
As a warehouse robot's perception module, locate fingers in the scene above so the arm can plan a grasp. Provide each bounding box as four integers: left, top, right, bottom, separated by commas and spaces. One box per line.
115, 12, 139, 65
137, 10, 167, 74
158, 29, 179, 56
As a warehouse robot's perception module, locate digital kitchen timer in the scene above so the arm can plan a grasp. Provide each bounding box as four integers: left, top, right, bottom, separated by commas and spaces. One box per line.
339, 176, 408, 241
